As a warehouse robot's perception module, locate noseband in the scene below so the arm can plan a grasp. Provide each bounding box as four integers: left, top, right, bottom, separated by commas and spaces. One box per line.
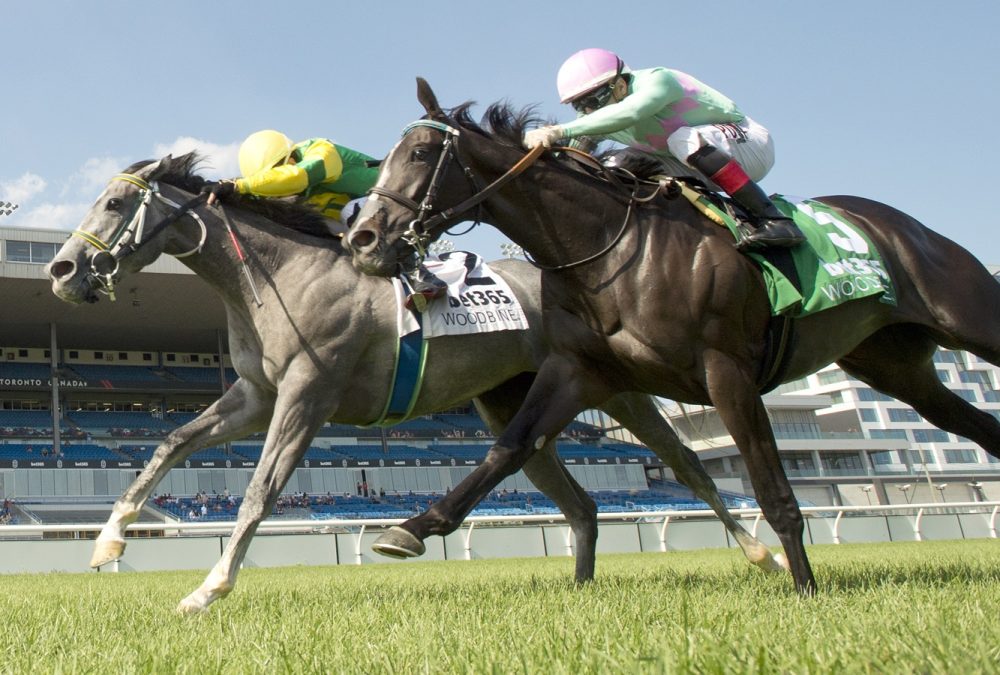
367, 119, 544, 258
71, 173, 207, 301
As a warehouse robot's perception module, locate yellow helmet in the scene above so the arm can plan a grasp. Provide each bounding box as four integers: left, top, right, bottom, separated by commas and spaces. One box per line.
238, 130, 293, 177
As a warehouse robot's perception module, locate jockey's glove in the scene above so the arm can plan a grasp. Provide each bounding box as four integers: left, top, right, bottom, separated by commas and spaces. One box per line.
203, 179, 237, 205
524, 126, 564, 150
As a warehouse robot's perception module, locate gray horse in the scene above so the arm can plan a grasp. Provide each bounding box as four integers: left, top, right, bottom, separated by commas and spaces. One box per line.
46, 153, 782, 614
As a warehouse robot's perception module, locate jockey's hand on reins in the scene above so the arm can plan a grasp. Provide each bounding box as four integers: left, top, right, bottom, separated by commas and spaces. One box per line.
203, 180, 237, 206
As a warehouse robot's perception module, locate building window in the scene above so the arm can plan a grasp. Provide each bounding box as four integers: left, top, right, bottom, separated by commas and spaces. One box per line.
954, 389, 979, 403
820, 453, 863, 471
943, 448, 978, 464
869, 429, 908, 440
858, 388, 893, 402
859, 408, 878, 423
869, 450, 897, 465
888, 408, 921, 423
818, 371, 847, 386
780, 452, 815, 472
5, 240, 59, 264
912, 429, 950, 443
936, 369, 951, 383
933, 351, 962, 364
774, 378, 810, 394
959, 370, 992, 385
908, 449, 935, 464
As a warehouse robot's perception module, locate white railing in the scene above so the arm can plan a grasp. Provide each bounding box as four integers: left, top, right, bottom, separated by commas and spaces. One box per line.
2, 501, 997, 569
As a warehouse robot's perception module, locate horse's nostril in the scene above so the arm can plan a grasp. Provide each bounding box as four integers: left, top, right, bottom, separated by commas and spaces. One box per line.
48, 260, 76, 281
348, 228, 377, 252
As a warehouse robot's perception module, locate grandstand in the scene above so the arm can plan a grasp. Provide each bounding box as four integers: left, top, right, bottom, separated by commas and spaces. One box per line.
14, 228, 996, 526
0, 226, 733, 528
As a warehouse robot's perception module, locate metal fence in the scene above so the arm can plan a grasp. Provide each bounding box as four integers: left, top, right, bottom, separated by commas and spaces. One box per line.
0, 501, 996, 574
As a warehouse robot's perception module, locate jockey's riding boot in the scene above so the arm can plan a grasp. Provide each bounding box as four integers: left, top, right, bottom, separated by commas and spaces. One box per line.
687, 145, 806, 250
402, 257, 448, 312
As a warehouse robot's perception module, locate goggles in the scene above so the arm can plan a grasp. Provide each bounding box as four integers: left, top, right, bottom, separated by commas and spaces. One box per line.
571, 84, 616, 113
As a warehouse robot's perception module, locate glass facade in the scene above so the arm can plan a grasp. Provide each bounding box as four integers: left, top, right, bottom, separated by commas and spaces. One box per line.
5, 240, 60, 264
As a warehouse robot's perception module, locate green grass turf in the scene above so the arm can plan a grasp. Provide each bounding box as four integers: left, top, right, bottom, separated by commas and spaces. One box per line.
1, 540, 998, 674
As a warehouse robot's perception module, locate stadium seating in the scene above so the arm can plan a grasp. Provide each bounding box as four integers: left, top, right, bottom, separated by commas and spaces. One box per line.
63, 364, 170, 388
162, 366, 237, 385
65, 411, 177, 436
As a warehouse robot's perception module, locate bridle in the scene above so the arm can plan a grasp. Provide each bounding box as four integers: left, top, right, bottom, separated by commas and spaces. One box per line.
71, 173, 207, 301
366, 118, 674, 272
367, 119, 544, 258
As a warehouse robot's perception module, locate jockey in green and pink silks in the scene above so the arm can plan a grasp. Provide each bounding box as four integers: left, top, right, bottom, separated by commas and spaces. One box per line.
525, 48, 805, 250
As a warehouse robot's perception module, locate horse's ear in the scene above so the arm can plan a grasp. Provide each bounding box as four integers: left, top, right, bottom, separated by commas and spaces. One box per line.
146, 155, 174, 180
416, 77, 442, 117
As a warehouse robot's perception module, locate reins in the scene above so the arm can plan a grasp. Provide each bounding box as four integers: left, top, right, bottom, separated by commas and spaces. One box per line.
368, 119, 544, 257
521, 148, 677, 272
372, 117, 681, 271
71, 172, 264, 307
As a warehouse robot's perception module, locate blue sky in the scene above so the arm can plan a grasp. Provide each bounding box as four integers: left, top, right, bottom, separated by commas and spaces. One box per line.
3, 1, 999, 263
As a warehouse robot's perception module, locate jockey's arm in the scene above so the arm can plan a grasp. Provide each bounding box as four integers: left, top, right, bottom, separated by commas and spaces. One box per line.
559, 68, 679, 139
236, 139, 345, 198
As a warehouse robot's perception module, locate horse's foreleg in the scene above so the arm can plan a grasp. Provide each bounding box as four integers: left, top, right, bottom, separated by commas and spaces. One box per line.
92, 380, 273, 568
177, 392, 329, 615
389, 359, 600, 548
600, 392, 787, 574
519, 447, 598, 582
705, 351, 816, 595
480, 377, 598, 582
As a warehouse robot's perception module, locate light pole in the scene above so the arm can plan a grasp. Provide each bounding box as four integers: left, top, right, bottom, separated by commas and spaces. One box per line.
967, 481, 985, 502
896, 483, 913, 504
429, 239, 454, 256
861, 484, 874, 505
500, 242, 524, 259
934, 483, 948, 503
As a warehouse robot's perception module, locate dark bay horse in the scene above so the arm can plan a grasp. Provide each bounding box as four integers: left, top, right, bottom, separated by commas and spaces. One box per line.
45, 153, 781, 613
347, 79, 1000, 595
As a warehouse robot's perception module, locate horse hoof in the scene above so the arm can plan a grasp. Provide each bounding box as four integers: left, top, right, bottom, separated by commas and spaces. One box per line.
372, 526, 425, 559
90, 539, 126, 568
772, 552, 790, 572
176, 596, 209, 616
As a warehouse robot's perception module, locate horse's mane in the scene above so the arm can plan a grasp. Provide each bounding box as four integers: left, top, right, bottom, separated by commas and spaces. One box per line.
132, 153, 339, 241
446, 102, 667, 183
448, 101, 546, 149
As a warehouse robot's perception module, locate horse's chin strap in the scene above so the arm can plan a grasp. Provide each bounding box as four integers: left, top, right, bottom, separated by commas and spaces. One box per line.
71, 173, 208, 301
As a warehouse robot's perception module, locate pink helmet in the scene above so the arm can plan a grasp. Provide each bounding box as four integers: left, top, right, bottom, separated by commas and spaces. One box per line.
556, 48, 629, 103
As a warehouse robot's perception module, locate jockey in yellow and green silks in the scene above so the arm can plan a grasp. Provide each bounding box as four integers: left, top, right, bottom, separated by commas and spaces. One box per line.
234, 130, 378, 222
206, 130, 447, 307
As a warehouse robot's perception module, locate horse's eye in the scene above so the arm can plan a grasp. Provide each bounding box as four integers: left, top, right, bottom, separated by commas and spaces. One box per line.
411, 147, 430, 162
106, 198, 123, 211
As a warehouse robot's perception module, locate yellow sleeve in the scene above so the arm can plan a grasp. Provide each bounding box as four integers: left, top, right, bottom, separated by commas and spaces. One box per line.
235, 164, 310, 197
235, 139, 345, 197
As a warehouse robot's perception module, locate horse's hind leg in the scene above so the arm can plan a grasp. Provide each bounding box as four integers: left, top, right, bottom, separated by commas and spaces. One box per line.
91, 379, 274, 568
838, 326, 1000, 459
599, 392, 787, 573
